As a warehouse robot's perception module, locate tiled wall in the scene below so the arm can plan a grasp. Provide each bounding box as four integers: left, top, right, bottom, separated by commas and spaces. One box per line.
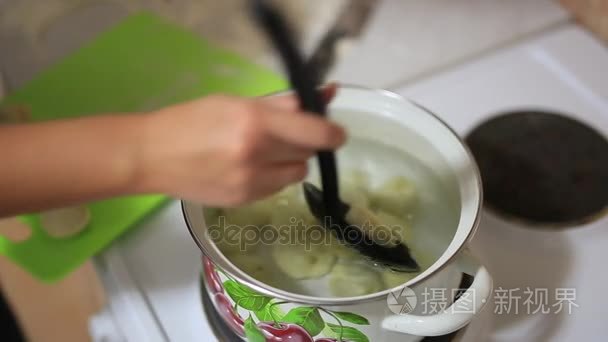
330, 0, 570, 88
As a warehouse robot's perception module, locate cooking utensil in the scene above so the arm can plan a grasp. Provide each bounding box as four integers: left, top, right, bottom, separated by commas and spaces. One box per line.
307, 0, 377, 83
251, 0, 419, 271
0, 13, 286, 282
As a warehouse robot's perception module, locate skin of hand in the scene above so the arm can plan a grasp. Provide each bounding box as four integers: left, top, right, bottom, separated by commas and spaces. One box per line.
137, 84, 344, 206
0, 85, 345, 217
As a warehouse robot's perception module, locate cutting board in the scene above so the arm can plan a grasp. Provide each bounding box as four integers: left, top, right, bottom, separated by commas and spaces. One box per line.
0, 13, 286, 282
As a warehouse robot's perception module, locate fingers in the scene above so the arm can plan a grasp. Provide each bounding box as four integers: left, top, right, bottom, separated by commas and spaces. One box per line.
254, 82, 345, 151
256, 136, 316, 163
263, 109, 346, 150
259, 82, 339, 111
254, 162, 309, 197
321, 82, 338, 103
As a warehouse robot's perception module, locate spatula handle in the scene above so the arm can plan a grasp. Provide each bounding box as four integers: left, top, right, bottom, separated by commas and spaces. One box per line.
252, 0, 341, 217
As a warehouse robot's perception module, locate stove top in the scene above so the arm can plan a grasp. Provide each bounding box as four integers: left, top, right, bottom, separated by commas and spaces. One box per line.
97, 24, 608, 341
466, 110, 608, 226
398, 25, 608, 340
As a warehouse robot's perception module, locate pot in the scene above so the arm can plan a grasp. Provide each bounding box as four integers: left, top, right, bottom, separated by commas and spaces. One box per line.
182, 86, 493, 341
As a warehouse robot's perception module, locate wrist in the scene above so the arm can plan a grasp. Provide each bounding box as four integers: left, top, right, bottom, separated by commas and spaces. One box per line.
127, 109, 170, 196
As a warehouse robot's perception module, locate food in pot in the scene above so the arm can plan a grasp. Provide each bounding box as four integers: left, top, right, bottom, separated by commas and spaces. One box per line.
204, 170, 427, 297
376, 211, 413, 243
272, 243, 337, 280
228, 253, 275, 284
345, 205, 403, 247
340, 170, 370, 207
370, 177, 417, 216
328, 263, 384, 297
381, 269, 417, 288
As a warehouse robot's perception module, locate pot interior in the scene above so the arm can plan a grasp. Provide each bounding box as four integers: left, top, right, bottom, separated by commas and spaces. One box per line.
184, 86, 481, 303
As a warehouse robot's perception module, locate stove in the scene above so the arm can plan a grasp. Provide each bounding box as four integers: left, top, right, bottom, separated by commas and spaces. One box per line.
465, 110, 608, 226
397, 24, 608, 341
92, 24, 608, 341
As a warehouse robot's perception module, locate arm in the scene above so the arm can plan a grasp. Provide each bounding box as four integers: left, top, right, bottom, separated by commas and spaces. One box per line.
0, 114, 145, 216
0, 88, 344, 217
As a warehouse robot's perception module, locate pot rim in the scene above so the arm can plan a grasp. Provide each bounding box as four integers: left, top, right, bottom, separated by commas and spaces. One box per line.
182, 84, 483, 305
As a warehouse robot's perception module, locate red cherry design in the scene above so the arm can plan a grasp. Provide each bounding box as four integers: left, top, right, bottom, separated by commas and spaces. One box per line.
203, 256, 223, 294
213, 292, 245, 336
257, 322, 314, 342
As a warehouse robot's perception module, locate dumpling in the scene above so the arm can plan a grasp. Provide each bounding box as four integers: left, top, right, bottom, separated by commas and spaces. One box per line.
370, 177, 417, 217
376, 211, 413, 243
382, 269, 417, 288
345, 205, 401, 247
272, 243, 337, 280
228, 253, 276, 286
329, 263, 383, 297
340, 170, 371, 207
206, 218, 245, 255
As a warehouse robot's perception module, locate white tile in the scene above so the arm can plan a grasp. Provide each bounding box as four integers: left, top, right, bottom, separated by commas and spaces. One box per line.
330, 0, 570, 88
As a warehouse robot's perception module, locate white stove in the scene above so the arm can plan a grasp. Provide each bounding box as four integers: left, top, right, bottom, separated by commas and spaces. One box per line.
398, 24, 608, 341
92, 24, 608, 341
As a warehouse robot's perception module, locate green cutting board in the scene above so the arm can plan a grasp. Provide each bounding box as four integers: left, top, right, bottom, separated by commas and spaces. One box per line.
0, 13, 286, 282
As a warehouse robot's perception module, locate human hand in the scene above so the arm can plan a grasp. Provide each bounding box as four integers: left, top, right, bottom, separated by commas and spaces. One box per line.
137, 84, 345, 206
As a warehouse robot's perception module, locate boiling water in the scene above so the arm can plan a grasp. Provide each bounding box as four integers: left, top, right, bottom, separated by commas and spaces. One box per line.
207, 136, 460, 297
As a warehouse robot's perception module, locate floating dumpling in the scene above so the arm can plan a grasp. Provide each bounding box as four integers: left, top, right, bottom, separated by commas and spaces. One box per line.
272, 243, 336, 280
228, 253, 276, 286
370, 177, 417, 217
345, 205, 401, 247
205, 208, 252, 254
329, 264, 383, 297
376, 211, 413, 244
340, 170, 371, 207
382, 269, 416, 288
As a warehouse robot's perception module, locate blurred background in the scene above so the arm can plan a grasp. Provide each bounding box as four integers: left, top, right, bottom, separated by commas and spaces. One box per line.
2, 0, 606, 91
0, 0, 607, 341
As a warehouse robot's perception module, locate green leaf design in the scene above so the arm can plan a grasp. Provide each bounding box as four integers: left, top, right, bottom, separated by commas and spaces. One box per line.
282, 306, 325, 337
254, 302, 284, 322
327, 323, 369, 342
244, 316, 265, 342
223, 280, 272, 311
330, 311, 370, 325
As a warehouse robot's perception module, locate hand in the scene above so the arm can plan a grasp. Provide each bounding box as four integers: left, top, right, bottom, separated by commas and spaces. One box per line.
137, 85, 345, 206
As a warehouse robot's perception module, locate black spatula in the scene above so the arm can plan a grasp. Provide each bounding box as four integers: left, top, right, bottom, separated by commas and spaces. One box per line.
251, 0, 419, 272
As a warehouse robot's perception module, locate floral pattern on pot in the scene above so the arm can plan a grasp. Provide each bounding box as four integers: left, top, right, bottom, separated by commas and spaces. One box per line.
203, 257, 371, 342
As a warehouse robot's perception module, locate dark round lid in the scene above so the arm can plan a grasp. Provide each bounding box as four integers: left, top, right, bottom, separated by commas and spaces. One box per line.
465, 111, 608, 226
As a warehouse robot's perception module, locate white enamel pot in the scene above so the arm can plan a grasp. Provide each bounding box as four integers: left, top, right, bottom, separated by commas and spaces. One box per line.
183, 86, 492, 341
